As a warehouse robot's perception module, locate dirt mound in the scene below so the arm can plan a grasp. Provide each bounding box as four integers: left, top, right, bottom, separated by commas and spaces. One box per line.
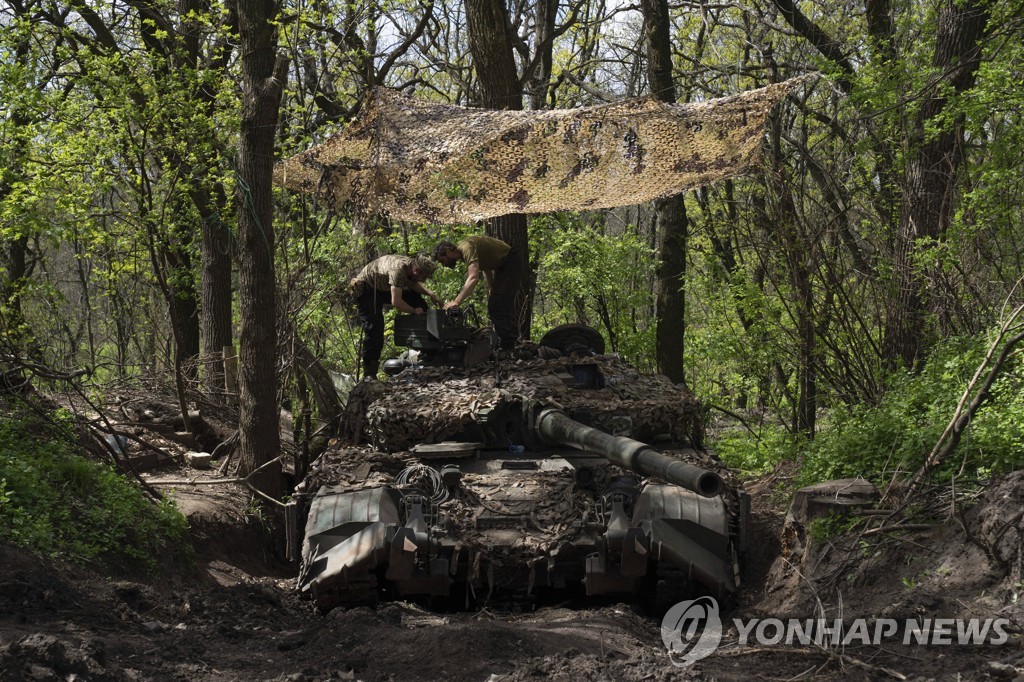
680, 472, 1024, 681
757, 473, 1024, 623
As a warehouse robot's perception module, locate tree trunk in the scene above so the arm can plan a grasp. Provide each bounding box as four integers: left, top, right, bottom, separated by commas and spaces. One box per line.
168, 279, 201, 377
0, 235, 32, 355
162, 242, 201, 373
787, 207, 818, 436
487, 214, 531, 339
654, 197, 687, 384
465, 0, 532, 340
526, 0, 558, 110
882, 0, 989, 368
641, 0, 687, 384
187, 0, 237, 396
235, 0, 287, 498
198, 194, 233, 394
465, 0, 521, 110
0, 73, 35, 357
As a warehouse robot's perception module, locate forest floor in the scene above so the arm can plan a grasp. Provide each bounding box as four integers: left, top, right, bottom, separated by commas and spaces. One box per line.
3, 456, 1024, 681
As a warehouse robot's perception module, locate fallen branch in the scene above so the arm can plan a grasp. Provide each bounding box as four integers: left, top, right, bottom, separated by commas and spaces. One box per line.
215, 431, 240, 475
860, 523, 934, 536
68, 387, 164, 500
88, 420, 180, 462
0, 353, 90, 381
707, 403, 761, 440
716, 645, 907, 680
900, 299, 1024, 503
147, 455, 286, 507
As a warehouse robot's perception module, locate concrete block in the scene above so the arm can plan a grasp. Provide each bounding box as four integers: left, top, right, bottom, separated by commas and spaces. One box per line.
185, 451, 213, 469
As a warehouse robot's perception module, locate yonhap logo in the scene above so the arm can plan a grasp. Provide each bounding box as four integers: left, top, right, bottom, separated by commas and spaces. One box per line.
661, 596, 723, 667
659, 597, 1010, 668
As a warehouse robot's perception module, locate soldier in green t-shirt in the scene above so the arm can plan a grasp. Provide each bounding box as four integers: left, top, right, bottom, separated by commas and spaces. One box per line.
432, 235, 523, 351
349, 253, 441, 377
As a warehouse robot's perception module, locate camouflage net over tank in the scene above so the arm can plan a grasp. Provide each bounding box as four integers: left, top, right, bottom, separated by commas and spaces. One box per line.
275, 75, 816, 223
342, 354, 705, 452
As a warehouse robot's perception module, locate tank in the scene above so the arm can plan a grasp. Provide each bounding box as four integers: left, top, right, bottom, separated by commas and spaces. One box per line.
288, 309, 748, 612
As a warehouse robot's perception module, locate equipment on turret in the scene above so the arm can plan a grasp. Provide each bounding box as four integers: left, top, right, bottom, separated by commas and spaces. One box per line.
389, 307, 491, 372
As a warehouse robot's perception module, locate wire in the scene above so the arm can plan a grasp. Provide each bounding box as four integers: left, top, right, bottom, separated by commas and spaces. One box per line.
395, 463, 448, 503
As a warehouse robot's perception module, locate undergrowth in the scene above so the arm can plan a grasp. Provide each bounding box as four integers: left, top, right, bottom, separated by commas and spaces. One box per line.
714, 425, 802, 476
0, 408, 189, 572
714, 334, 1024, 488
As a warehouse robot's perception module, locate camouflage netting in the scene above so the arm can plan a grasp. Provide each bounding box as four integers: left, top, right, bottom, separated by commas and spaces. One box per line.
275, 75, 816, 223
342, 355, 705, 452
292, 446, 412, 497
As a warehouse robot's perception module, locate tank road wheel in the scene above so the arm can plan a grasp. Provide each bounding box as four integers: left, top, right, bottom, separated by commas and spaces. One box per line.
639, 566, 691, 617
313, 585, 380, 614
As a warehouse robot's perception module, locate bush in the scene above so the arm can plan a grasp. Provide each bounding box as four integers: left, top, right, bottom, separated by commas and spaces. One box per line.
708, 333, 1024, 490
797, 334, 1024, 486
0, 414, 189, 571
714, 423, 802, 476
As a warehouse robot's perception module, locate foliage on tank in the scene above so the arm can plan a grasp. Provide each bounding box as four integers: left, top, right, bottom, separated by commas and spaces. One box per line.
342, 352, 705, 452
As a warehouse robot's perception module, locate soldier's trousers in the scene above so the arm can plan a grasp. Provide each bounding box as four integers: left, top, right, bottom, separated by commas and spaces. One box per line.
488, 247, 524, 351
354, 288, 429, 377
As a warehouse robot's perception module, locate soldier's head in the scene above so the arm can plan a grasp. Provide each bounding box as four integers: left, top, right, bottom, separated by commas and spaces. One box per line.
409, 253, 437, 281
432, 241, 460, 267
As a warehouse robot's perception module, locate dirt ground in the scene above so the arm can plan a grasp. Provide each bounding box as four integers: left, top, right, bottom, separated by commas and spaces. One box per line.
3, 461, 1024, 681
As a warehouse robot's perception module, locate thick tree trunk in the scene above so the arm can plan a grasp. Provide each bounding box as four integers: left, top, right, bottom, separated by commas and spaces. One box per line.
486, 214, 531, 339
641, 0, 687, 384
0, 89, 35, 356
465, 0, 521, 110
163, 244, 201, 370
0, 235, 31, 354
465, 0, 532, 340
235, 0, 286, 498
883, 0, 989, 368
168, 282, 201, 374
654, 198, 687, 384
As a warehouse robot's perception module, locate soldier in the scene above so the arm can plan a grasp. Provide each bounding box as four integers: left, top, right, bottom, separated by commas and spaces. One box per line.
432, 236, 523, 352
349, 253, 441, 378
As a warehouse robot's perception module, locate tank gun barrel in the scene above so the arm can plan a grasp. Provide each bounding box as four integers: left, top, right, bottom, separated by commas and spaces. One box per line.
535, 408, 722, 497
